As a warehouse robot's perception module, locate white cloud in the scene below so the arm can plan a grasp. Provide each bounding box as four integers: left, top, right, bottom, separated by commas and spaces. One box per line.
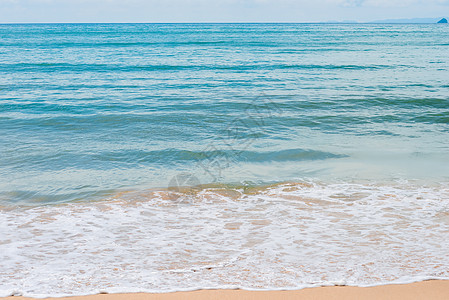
0, 0, 448, 22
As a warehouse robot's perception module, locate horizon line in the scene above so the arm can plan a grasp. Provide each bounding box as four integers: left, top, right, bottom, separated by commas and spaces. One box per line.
0, 21, 446, 25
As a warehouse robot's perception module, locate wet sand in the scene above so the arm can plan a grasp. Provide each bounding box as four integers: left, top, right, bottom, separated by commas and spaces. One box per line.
4, 280, 449, 300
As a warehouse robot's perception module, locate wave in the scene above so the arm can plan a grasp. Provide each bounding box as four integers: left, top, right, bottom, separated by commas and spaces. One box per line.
413, 113, 449, 124
0, 62, 399, 73
1, 181, 448, 297
0, 148, 345, 171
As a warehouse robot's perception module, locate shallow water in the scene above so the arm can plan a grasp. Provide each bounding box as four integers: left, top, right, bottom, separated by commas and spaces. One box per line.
1, 182, 449, 297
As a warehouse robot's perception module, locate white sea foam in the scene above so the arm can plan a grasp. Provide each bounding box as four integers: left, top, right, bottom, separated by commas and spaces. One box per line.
1, 181, 449, 298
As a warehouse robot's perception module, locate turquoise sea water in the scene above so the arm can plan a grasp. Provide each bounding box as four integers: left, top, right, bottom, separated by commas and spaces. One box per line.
1, 23, 448, 205
1, 24, 449, 297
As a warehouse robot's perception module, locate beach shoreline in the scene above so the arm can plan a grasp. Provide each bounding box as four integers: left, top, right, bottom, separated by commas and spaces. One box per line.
4, 280, 449, 300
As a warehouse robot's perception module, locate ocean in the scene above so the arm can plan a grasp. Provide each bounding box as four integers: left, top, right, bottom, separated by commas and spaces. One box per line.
0, 23, 449, 297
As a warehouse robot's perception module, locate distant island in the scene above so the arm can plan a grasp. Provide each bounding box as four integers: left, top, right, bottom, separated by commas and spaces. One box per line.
369, 17, 445, 24
323, 17, 448, 24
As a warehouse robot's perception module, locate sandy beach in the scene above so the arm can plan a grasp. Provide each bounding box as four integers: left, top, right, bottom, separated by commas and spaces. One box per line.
4, 280, 449, 300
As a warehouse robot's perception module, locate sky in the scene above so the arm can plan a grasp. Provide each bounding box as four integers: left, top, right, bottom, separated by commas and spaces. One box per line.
0, 0, 447, 23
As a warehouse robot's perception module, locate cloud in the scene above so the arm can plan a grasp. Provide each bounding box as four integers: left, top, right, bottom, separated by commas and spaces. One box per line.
0, 0, 448, 22
332, 0, 449, 7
